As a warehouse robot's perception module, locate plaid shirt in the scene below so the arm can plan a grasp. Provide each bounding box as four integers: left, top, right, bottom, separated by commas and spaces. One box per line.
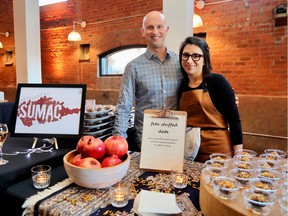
113, 48, 182, 148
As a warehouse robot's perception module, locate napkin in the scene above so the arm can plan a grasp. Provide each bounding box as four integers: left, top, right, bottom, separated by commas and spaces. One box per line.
133, 190, 182, 216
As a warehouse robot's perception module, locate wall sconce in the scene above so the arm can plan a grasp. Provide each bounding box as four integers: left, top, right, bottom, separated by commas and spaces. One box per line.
193, 14, 203, 28
0, 32, 9, 48
68, 21, 86, 41
193, 0, 205, 28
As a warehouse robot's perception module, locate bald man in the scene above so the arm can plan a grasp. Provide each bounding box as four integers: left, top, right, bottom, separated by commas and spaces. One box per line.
112, 11, 182, 150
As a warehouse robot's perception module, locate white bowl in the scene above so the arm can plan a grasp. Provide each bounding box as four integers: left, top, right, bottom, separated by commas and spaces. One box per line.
63, 150, 130, 189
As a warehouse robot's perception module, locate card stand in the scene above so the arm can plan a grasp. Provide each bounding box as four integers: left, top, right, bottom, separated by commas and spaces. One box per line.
31, 137, 59, 149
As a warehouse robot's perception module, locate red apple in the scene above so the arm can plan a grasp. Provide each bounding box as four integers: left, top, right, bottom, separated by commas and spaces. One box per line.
104, 135, 128, 158
79, 157, 101, 168
76, 135, 95, 154
82, 137, 106, 159
71, 153, 84, 166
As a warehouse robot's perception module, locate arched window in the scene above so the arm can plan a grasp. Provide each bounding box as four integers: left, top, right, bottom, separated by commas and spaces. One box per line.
99, 45, 146, 76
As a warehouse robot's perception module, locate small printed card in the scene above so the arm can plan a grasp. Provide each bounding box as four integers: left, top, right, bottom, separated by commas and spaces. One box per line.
133, 190, 182, 215
139, 109, 187, 172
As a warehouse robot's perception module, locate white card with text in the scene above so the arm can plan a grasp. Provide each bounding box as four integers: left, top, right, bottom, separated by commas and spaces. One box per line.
139, 109, 187, 172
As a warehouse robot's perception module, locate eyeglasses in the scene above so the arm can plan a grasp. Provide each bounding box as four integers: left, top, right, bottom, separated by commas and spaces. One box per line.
181, 53, 203, 62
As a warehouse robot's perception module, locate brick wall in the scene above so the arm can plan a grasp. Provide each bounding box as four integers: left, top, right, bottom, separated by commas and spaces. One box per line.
0, 0, 286, 97
194, 0, 287, 96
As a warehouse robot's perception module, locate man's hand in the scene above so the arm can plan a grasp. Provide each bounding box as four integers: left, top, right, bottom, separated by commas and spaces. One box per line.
233, 88, 239, 107
235, 96, 239, 107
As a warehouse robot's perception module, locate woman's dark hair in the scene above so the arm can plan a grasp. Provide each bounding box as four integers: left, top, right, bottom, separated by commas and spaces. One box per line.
179, 36, 212, 80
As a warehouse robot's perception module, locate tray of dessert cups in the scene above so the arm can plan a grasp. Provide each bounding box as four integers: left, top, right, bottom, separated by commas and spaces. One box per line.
83, 104, 115, 139
84, 104, 115, 119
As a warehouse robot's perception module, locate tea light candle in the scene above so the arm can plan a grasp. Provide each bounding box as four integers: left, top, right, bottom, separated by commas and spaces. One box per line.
175, 175, 184, 184
171, 171, 187, 189
36, 172, 48, 183
31, 165, 51, 189
114, 192, 125, 202
110, 182, 130, 208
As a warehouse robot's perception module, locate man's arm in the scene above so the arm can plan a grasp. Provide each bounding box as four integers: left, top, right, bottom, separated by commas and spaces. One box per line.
112, 64, 135, 138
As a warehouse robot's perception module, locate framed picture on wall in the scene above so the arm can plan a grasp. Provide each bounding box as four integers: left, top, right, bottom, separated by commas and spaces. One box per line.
10, 83, 87, 140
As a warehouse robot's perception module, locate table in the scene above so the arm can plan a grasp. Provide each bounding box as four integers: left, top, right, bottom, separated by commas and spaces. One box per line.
0, 135, 75, 215
20, 152, 205, 216
0, 135, 75, 191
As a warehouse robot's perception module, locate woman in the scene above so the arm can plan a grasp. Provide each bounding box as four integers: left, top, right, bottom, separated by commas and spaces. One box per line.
178, 36, 243, 162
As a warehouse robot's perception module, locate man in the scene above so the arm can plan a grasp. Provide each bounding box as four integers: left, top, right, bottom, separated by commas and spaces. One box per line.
112, 11, 182, 150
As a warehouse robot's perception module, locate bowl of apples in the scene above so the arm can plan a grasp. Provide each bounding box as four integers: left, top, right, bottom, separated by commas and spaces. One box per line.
63, 135, 130, 189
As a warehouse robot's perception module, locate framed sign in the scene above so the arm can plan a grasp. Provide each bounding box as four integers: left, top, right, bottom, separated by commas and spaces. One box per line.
10, 83, 87, 139
139, 109, 187, 172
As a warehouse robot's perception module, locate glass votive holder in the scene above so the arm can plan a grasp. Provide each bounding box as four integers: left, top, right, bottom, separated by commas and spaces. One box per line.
171, 167, 188, 189
109, 181, 130, 208
31, 165, 51, 189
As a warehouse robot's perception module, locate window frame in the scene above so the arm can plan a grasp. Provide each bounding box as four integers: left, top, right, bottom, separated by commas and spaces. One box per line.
98, 44, 147, 77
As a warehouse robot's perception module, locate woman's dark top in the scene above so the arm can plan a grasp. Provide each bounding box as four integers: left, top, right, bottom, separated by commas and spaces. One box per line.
179, 72, 243, 145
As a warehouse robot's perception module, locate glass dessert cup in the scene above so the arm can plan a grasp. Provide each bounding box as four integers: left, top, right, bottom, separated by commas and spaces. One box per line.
212, 176, 241, 200
279, 195, 288, 215
249, 177, 280, 194
235, 149, 257, 157
209, 153, 232, 167
202, 167, 227, 185
259, 153, 282, 162
282, 181, 288, 196
281, 161, 288, 179
229, 168, 255, 189
233, 154, 255, 163
256, 169, 283, 183
264, 149, 287, 159
233, 160, 255, 170
243, 188, 277, 215
204, 159, 229, 170
256, 159, 280, 170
